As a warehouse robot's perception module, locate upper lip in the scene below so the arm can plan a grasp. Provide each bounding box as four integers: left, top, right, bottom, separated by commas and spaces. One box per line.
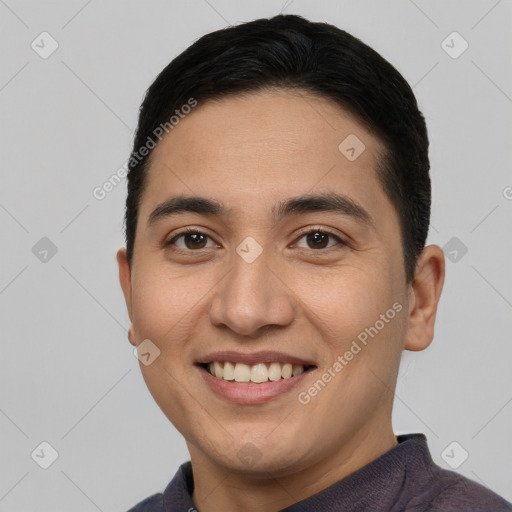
195, 350, 317, 367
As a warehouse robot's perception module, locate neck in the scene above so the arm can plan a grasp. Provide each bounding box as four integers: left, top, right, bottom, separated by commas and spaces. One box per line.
188, 424, 397, 512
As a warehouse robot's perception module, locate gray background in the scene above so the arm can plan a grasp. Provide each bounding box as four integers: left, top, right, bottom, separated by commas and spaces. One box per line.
1, 1, 511, 510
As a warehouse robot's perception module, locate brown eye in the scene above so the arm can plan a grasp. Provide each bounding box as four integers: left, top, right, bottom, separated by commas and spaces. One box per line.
295, 230, 345, 250
306, 231, 329, 249
182, 233, 208, 249
166, 230, 217, 250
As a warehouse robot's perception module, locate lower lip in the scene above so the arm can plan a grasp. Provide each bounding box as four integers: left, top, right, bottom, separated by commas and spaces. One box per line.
196, 365, 315, 404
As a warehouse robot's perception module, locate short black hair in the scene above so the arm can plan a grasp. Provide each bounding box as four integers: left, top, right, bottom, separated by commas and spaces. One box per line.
124, 14, 430, 284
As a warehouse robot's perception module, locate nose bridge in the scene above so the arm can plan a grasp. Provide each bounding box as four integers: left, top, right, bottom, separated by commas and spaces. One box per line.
208, 247, 294, 336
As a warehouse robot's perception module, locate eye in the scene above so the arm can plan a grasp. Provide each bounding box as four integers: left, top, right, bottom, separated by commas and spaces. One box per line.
164, 228, 345, 253
295, 229, 346, 250
165, 229, 218, 250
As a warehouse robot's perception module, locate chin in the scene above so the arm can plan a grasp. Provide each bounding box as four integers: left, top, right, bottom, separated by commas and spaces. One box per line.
201, 432, 313, 476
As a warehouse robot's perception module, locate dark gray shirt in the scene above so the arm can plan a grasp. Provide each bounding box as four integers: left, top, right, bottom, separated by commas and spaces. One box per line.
127, 433, 512, 511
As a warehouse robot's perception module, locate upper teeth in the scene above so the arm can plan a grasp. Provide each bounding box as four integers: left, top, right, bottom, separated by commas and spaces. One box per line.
207, 361, 305, 383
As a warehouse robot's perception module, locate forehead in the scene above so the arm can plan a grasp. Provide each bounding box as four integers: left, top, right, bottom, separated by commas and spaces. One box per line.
140, 89, 393, 226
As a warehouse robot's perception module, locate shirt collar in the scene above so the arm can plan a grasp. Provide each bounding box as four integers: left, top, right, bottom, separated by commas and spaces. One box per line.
163, 433, 432, 512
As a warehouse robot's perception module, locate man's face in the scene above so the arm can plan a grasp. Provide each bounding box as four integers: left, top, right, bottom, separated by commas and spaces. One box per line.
119, 89, 412, 475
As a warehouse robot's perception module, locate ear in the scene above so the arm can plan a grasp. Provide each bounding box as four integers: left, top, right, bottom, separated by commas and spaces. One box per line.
404, 244, 445, 352
117, 248, 136, 347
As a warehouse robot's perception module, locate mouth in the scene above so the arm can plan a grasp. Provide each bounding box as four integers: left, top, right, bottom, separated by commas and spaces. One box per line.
196, 361, 317, 384
195, 360, 317, 404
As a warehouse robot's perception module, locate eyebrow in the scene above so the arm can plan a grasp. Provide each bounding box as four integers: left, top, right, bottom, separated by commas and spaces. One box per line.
147, 192, 375, 229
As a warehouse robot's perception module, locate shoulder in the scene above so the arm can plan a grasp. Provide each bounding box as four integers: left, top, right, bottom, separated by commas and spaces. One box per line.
125, 492, 164, 512
409, 468, 512, 512
124, 461, 194, 512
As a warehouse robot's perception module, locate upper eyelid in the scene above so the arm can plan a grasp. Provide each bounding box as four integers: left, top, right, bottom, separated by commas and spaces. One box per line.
291, 230, 346, 249
294, 226, 344, 240
166, 228, 218, 246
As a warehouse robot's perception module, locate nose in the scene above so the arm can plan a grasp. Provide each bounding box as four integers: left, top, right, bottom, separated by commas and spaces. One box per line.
208, 250, 295, 337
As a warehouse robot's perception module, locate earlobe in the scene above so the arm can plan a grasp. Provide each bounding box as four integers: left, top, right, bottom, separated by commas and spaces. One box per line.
127, 323, 136, 347
404, 244, 445, 352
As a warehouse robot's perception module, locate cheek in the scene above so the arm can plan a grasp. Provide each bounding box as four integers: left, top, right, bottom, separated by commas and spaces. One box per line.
293, 266, 396, 347
130, 270, 208, 435
293, 267, 405, 420
139, 363, 199, 441
293, 263, 407, 388
130, 266, 210, 342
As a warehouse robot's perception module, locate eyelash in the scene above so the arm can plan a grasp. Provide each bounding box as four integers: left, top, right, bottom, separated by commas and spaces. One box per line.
164, 227, 347, 252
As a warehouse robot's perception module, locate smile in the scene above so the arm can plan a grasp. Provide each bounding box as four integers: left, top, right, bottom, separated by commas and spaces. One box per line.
196, 361, 317, 405
202, 361, 315, 384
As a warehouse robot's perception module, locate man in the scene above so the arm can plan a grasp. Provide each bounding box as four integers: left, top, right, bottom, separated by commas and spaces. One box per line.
117, 14, 512, 512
